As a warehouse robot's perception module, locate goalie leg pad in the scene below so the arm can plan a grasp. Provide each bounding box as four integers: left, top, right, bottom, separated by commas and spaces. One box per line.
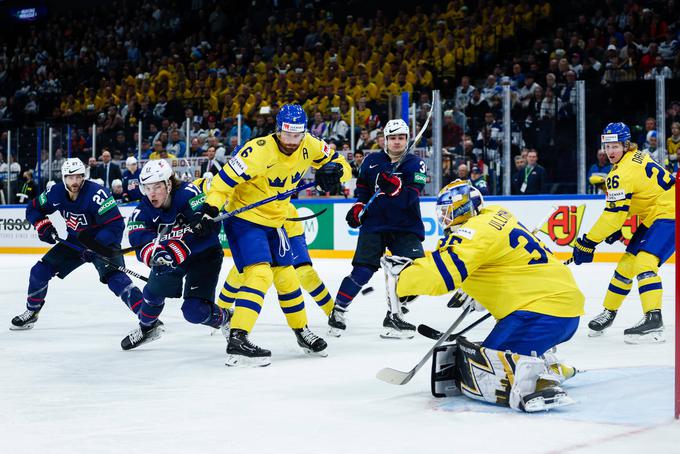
381, 256, 413, 315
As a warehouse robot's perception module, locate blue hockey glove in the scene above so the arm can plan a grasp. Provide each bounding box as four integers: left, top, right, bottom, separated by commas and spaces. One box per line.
604, 229, 623, 245
572, 235, 598, 265
34, 218, 58, 244
150, 249, 177, 275
81, 248, 97, 263
190, 203, 219, 238
377, 172, 402, 196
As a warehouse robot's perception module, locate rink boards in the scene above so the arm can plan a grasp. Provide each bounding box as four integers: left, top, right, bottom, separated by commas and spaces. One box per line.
0, 194, 674, 263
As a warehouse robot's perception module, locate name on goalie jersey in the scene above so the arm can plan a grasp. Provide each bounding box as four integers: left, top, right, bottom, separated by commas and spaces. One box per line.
228, 156, 248, 176
606, 189, 626, 202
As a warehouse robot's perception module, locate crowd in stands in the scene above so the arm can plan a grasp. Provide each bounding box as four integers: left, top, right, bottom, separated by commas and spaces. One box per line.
0, 0, 679, 202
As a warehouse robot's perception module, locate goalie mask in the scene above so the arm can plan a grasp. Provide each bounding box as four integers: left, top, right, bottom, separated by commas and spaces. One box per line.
436, 180, 484, 230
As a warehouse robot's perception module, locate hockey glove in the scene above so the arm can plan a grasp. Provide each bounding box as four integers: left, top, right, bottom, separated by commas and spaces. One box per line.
35, 218, 58, 244
447, 289, 486, 313
377, 172, 402, 197
604, 229, 623, 245
150, 249, 177, 275
190, 203, 219, 238
315, 162, 343, 193
81, 248, 97, 263
346, 202, 365, 228
572, 235, 598, 265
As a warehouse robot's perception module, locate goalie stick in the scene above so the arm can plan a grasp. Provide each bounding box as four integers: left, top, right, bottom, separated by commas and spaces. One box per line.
417, 312, 492, 341
376, 307, 471, 385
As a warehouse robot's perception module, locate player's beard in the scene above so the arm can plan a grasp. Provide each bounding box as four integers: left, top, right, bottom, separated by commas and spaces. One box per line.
275, 133, 303, 155
66, 180, 83, 196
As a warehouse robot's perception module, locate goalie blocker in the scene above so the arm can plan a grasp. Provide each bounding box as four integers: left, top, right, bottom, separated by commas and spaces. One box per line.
431, 336, 576, 413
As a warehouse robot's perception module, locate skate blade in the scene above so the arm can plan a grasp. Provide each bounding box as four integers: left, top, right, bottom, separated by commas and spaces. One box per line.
302, 347, 329, 357
328, 327, 345, 337
9, 323, 35, 331
225, 354, 271, 367
624, 330, 665, 344
380, 328, 415, 339
523, 394, 576, 413
588, 329, 606, 337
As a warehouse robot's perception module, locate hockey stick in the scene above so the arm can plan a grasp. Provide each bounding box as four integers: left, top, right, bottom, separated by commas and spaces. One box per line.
56, 237, 149, 282
286, 208, 327, 222
417, 312, 492, 341
358, 99, 434, 220
211, 182, 316, 223
376, 306, 471, 385
77, 231, 137, 257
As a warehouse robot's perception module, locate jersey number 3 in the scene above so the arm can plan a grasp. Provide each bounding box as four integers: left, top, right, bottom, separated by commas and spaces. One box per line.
509, 227, 548, 265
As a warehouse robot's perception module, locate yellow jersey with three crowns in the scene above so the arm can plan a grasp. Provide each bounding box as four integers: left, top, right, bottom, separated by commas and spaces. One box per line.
396, 205, 585, 320
586, 148, 675, 243
206, 133, 350, 228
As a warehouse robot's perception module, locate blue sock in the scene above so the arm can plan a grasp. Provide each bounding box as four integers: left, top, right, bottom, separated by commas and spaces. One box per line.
27, 261, 55, 311
336, 266, 374, 308
139, 287, 164, 327
106, 272, 144, 314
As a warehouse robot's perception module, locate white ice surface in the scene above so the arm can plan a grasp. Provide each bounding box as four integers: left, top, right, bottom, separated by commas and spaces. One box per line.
1, 255, 678, 454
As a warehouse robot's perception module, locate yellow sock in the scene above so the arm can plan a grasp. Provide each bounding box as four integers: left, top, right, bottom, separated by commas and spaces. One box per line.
603, 271, 634, 311
273, 266, 307, 329
296, 264, 334, 316
231, 263, 272, 332
638, 272, 663, 312
218, 265, 243, 310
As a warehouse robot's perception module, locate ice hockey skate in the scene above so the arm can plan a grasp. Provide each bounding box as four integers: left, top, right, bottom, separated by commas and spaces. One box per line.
294, 326, 328, 357
520, 384, 575, 413
328, 305, 348, 337
381, 311, 415, 339
121, 321, 165, 350
587, 308, 617, 337
624, 309, 664, 344
225, 329, 271, 367
10, 309, 40, 331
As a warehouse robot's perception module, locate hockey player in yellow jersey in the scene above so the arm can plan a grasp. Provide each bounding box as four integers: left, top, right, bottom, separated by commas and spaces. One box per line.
218, 203, 335, 317
573, 122, 676, 343
190, 104, 351, 366
381, 180, 584, 412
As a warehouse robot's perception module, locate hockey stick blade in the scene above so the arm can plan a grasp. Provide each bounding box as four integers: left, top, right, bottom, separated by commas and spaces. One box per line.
286, 208, 327, 222
376, 307, 471, 386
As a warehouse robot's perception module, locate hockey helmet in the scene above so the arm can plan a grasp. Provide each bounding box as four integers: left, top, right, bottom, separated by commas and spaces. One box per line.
61, 158, 86, 181
276, 104, 307, 134
601, 122, 631, 147
139, 159, 173, 195
436, 180, 484, 230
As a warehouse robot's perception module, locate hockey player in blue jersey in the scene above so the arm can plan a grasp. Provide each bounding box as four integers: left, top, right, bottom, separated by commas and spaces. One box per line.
10, 158, 144, 330
122, 159, 231, 350
330, 119, 428, 338
122, 156, 142, 202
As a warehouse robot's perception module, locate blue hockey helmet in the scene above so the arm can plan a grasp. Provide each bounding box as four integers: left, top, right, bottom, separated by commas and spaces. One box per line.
601, 122, 631, 146
276, 104, 307, 134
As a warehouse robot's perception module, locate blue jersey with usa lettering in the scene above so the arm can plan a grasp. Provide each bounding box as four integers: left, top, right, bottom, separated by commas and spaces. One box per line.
355, 150, 427, 239
26, 180, 124, 247
122, 168, 142, 201
127, 182, 221, 266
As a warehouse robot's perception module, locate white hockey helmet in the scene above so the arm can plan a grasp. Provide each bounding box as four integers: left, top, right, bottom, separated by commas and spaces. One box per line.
111, 178, 123, 189
61, 158, 86, 181
383, 118, 410, 143
139, 159, 173, 194
126, 156, 138, 167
